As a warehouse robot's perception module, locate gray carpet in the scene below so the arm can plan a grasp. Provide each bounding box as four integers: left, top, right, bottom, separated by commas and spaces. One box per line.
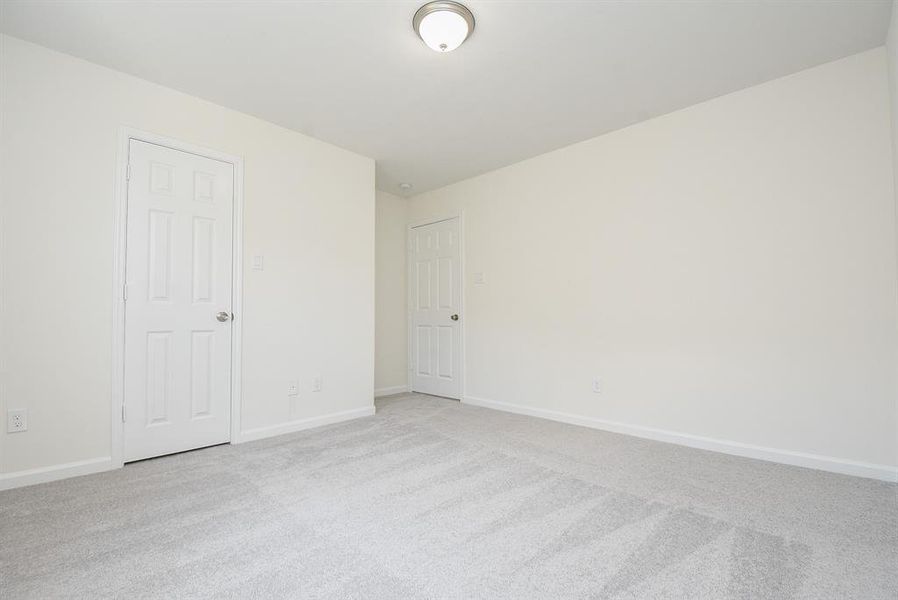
1, 393, 896, 599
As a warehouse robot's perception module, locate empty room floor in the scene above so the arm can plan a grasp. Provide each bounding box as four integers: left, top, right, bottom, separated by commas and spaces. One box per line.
1, 393, 896, 599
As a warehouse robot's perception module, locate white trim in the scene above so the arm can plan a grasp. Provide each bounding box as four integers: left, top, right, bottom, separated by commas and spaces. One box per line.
0, 406, 372, 491
374, 385, 410, 397
230, 147, 246, 449
407, 211, 466, 400
407, 212, 463, 229
112, 127, 245, 468
462, 395, 898, 483
0, 457, 114, 491
235, 406, 376, 444
111, 129, 129, 469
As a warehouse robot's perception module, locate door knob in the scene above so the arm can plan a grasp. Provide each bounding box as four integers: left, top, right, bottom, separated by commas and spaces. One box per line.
216, 311, 231, 323
450, 314, 459, 321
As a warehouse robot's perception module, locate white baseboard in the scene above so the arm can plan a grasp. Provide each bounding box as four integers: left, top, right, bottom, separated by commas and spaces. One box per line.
236, 405, 376, 444
1, 407, 376, 491
375, 385, 410, 397
0, 456, 114, 491
462, 395, 898, 483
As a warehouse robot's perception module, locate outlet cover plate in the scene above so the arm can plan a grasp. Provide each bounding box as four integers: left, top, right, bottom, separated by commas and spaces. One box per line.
7, 409, 27, 433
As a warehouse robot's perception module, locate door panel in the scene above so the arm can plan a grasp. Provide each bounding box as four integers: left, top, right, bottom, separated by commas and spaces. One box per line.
124, 140, 234, 462
417, 326, 432, 376
410, 218, 462, 398
190, 330, 215, 418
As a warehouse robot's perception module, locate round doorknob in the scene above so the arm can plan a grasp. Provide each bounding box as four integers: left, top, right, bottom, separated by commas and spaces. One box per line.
216, 311, 231, 322
450, 314, 459, 321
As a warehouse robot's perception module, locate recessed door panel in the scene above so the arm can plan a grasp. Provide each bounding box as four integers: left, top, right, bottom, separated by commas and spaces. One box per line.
190, 331, 214, 418
147, 210, 173, 302
437, 326, 453, 378
192, 217, 215, 303
417, 326, 432, 375
193, 172, 215, 204
150, 162, 174, 195
416, 261, 431, 310
146, 331, 173, 425
438, 257, 453, 309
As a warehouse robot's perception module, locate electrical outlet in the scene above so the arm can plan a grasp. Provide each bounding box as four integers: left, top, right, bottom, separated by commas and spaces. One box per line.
311, 376, 322, 392
592, 377, 602, 394
7, 409, 27, 433
287, 380, 299, 397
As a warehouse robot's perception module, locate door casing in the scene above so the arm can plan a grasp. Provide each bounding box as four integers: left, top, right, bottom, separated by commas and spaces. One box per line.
406, 211, 466, 399
111, 127, 244, 468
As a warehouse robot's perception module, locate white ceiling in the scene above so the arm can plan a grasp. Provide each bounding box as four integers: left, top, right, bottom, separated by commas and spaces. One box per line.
0, 1, 891, 195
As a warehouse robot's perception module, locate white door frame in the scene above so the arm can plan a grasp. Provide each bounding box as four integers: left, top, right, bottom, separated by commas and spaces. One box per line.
111, 127, 244, 468
406, 211, 465, 399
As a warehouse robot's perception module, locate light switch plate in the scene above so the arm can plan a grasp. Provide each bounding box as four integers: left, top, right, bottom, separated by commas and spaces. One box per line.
252, 255, 264, 271
473, 272, 486, 284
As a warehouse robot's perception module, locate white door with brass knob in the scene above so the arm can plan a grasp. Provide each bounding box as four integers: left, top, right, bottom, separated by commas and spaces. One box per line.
123, 139, 234, 462
409, 217, 462, 399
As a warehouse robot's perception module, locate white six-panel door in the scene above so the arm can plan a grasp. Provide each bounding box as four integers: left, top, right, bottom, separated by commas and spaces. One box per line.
123, 140, 234, 462
410, 218, 462, 399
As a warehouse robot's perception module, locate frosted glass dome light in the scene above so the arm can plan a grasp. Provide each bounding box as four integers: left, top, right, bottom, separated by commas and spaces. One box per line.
413, 2, 475, 53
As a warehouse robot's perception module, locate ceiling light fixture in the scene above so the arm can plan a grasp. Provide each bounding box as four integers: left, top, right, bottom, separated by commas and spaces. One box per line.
399, 182, 413, 192
413, 1, 475, 53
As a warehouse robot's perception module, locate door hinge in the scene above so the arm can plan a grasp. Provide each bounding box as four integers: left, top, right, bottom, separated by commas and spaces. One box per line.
121, 404, 127, 423
122, 283, 128, 301
126, 164, 132, 181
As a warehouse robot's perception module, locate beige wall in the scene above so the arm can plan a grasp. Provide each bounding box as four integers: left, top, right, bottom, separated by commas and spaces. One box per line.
888, 0, 898, 469
890, 8, 898, 207
0, 36, 375, 479
408, 48, 898, 475
375, 191, 409, 394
